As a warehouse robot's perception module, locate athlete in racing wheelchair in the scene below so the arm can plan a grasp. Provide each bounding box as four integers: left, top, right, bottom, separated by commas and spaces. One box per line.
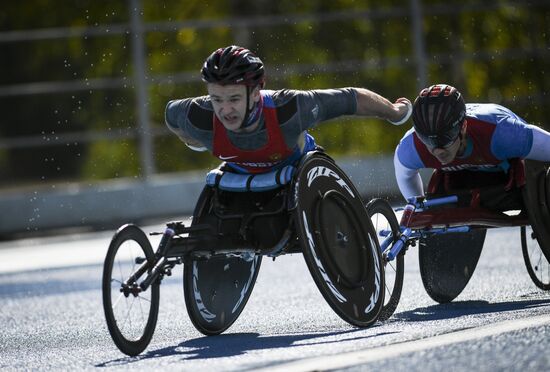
101, 45, 413, 356
368, 84, 550, 316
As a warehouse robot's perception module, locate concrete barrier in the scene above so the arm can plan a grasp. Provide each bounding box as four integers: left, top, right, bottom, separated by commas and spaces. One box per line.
0, 155, 431, 237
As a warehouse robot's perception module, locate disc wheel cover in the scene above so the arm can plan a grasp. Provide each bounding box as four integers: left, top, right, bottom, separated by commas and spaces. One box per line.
293, 153, 384, 327
314, 190, 369, 288
183, 186, 262, 336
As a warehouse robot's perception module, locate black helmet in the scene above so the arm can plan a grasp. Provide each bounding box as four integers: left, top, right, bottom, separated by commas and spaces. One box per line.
412, 84, 466, 148
201, 45, 265, 87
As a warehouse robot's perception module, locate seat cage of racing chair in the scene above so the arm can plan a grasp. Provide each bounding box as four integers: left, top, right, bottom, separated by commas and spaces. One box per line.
379, 159, 531, 261
163, 165, 299, 261
406, 159, 530, 230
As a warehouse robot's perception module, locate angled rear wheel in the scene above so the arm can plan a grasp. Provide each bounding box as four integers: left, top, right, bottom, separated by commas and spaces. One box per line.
183, 186, 262, 335
419, 229, 485, 303
184, 254, 262, 335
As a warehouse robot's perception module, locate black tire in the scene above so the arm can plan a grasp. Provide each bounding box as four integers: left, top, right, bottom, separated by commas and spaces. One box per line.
366, 198, 404, 321
184, 255, 262, 335
521, 225, 550, 290
294, 153, 384, 327
183, 186, 262, 335
102, 224, 159, 356
522, 160, 550, 263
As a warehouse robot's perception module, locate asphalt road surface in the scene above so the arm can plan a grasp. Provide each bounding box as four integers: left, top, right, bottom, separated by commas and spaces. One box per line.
1, 222, 550, 371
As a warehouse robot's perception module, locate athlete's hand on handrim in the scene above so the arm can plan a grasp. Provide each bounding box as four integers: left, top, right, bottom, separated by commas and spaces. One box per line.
388, 97, 413, 126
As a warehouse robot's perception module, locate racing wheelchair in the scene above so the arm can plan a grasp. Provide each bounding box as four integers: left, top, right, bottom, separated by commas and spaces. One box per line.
102, 151, 385, 356
368, 159, 550, 316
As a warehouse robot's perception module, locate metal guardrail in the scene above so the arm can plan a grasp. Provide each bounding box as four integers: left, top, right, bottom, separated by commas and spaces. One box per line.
0, 155, 432, 237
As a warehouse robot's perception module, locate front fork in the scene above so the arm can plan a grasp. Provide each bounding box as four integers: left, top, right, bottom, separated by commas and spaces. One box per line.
378, 195, 466, 262
120, 226, 176, 297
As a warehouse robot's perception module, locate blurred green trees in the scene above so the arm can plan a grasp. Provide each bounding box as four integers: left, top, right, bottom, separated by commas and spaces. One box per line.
0, 0, 549, 186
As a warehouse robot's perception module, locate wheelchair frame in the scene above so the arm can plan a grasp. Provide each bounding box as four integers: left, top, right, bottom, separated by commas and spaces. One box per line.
102, 151, 385, 356
371, 159, 550, 312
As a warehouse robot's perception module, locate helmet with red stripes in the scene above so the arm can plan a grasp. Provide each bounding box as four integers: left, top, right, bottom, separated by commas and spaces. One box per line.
201, 45, 265, 87
412, 84, 466, 148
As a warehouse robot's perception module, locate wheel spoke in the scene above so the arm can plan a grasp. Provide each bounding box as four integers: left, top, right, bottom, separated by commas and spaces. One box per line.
123, 296, 135, 330
137, 294, 147, 324
137, 295, 151, 303
116, 258, 125, 288
112, 292, 125, 309
384, 281, 393, 295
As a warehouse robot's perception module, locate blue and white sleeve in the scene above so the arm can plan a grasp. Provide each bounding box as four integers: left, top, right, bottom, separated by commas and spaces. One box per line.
394, 130, 426, 200
526, 125, 550, 161
486, 104, 550, 161
490, 114, 533, 160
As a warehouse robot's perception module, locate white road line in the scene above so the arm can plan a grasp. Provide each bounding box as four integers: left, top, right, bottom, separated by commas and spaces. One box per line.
260, 314, 550, 372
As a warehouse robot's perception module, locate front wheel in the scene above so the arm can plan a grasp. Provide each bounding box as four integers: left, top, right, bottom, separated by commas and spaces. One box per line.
366, 198, 404, 321
102, 224, 159, 356
521, 225, 550, 290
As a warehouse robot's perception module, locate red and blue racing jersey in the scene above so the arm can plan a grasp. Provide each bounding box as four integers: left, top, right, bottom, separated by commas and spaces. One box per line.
396, 103, 534, 174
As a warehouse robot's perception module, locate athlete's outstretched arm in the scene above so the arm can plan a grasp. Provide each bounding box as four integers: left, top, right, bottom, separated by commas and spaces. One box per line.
165, 123, 207, 151
354, 88, 412, 125
394, 151, 424, 201
165, 99, 208, 151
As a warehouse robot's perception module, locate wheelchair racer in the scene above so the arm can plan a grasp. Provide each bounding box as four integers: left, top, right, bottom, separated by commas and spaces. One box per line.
394, 83, 550, 207
165, 45, 412, 175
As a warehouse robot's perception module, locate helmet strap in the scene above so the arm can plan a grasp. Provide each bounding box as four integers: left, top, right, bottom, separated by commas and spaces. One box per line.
240, 86, 263, 129
456, 122, 468, 155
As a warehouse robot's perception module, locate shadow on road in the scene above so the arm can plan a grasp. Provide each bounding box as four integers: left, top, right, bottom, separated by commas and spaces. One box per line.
96, 327, 397, 367
96, 297, 550, 367
393, 296, 550, 322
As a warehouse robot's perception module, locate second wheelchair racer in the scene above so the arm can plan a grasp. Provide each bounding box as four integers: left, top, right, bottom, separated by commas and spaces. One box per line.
394, 84, 550, 205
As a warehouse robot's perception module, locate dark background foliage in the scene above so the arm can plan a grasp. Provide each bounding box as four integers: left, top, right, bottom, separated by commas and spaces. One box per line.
1, 0, 548, 188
